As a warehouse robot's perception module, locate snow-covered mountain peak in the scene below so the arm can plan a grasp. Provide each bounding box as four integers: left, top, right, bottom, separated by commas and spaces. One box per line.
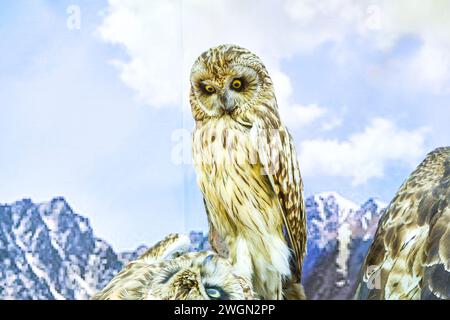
0, 198, 123, 300
40, 197, 71, 214
303, 192, 386, 300
1, 194, 386, 300
314, 191, 359, 213
360, 197, 387, 212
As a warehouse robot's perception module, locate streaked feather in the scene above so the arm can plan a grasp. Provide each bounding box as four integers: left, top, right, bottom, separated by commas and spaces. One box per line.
355, 147, 450, 300
190, 44, 307, 299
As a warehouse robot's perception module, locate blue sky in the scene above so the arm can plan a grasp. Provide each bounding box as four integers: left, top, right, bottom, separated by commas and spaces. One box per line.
1, 0, 449, 251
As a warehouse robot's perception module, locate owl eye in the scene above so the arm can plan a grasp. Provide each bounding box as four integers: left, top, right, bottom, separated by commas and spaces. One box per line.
231, 78, 245, 89
203, 85, 215, 94
205, 287, 222, 299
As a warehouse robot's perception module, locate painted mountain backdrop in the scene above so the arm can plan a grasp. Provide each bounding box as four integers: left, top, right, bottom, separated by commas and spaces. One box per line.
0, 194, 385, 300
303, 192, 385, 299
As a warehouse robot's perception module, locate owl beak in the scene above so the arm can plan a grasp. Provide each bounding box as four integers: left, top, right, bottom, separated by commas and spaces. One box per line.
219, 92, 235, 113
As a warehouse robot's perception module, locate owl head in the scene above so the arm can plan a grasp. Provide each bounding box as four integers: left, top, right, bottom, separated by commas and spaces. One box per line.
190, 44, 276, 121
92, 234, 254, 300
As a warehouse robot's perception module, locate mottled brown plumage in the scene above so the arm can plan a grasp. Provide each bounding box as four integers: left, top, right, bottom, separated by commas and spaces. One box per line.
190, 45, 306, 299
355, 147, 450, 300
92, 234, 255, 300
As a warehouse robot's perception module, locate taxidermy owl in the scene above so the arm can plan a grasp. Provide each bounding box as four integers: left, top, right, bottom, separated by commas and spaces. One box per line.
355, 147, 450, 300
91, 234, 255, 300
190, 44, 307, 299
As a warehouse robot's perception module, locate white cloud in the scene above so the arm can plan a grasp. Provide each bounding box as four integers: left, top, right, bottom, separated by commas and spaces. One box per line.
406, 44, 450, 93
97, 0, 381, 109
280, 103, 327, 129
299, 118, 429, 185
98, 0, 450, 116
321, 117, 343, 132
98, 0, 183, 107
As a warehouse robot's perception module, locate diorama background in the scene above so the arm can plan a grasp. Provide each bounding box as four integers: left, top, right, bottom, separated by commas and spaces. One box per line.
1, 0, 449, 299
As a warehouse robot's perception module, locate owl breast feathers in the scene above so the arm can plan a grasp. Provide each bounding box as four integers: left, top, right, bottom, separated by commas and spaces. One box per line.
190, 44, 306, 300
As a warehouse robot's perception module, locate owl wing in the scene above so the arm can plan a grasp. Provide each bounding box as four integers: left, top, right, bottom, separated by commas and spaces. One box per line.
251, 123, 307, 282
355, 147, 450, 300
137, 233, 190, 264
91, 234, 191, 300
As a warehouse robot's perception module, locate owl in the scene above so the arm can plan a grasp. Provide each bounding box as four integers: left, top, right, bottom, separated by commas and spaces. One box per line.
91, 234, 254, 300
355, 147, 450, 300
190, 44, 307, 299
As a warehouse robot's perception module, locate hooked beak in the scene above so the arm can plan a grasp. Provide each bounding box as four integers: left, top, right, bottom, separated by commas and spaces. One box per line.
219, 91, 235, 113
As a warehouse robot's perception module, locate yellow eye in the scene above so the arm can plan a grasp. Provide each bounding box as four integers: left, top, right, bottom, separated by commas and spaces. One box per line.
204, 85, 215, 93
206, 288, 222, 299
231, 79, 242, 90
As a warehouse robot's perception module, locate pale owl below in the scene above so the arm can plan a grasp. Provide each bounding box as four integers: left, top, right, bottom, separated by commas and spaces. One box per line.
356, 147, 450, 300
92, 234, 255, 300
190, 44, 307, 299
